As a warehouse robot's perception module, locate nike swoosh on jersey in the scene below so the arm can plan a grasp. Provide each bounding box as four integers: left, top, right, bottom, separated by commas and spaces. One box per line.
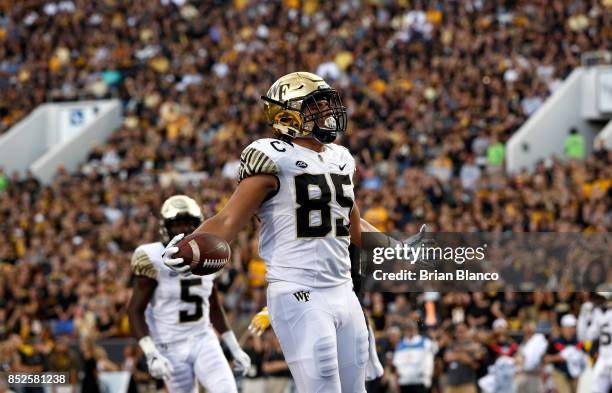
339, 163, 347, 171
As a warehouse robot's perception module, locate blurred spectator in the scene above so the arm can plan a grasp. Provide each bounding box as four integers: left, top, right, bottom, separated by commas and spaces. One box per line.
466, 293, 493, 330
564, 128, 586, 160
13, 336, 49, 393
79, 338, 120, 392
122, 344, 150, 393
486, 136, 505, 169
363, 196, 390, 232
242, 335, 265, 393
486, 319, 518, 366
442, 323, 483, 393
79, 339, 101, 393
459, 155, 481, 191
0, 168, 8, 193
515, 321, 547, 393
46, 336, 78, 384
261, 335, 293, 393
391, 320, 436, 393
544, 314, 587, 393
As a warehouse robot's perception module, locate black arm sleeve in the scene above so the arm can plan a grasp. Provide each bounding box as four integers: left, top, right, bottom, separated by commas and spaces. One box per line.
350, 244, 366, 304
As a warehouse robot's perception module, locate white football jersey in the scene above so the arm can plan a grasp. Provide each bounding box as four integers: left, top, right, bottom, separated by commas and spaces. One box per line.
580, 306, 612, 360
131, 242, 214, 344
239, 138, 356, 288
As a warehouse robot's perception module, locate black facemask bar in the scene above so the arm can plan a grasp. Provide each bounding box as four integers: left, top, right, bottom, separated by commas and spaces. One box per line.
164, 215, 202, 239
301, 89, 347, 135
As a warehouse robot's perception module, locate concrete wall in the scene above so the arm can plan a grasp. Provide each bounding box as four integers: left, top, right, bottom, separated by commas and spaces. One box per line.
31, 100, 122, 183
506, 69, 599, 173
0, 100, 121, 182
0, 106, 50, 176
595, 119, 612, 150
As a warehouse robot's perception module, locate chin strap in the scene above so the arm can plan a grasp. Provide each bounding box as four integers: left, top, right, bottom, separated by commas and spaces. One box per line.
312, 125, 337, 144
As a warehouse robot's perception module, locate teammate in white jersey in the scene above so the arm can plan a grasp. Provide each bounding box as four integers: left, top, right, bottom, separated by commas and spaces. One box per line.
127, 195, 250, 393
162, 72, 411, 392
578, 291, 612, 393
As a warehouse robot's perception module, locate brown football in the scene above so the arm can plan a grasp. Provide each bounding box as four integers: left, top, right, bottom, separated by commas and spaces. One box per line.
174, 233, 230, 276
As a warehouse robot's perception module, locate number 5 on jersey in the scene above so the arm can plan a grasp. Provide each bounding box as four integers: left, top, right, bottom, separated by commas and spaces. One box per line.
294, 173, 353, 238
179, 279, 203, 323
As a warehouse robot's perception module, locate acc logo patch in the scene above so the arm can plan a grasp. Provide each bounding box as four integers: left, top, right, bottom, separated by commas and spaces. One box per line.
295, 160, 308, 168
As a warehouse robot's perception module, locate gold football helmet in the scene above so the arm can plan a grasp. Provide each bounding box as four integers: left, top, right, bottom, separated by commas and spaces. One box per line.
159, 195, 203, 243
262, 72, 347, 144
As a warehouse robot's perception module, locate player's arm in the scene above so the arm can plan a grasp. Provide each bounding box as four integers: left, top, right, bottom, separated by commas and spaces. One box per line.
128, 249, 158, 340
194, 144, 279, 241
357, 209, 430, 250
163, 146, 278, 274
127, 249, 173, 380
210, 283, 251, 375
350, 203, 363, 246
350, 204, 395, 247
194, 174, 277, 242
127, 276, 157, 340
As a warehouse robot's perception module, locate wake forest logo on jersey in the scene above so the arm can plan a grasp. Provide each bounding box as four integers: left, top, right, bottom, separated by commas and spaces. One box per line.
293, 290, 311, 302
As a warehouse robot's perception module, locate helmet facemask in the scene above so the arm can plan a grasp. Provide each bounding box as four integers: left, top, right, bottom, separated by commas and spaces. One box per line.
161, 214, 202, 243
301, 89, 347, 144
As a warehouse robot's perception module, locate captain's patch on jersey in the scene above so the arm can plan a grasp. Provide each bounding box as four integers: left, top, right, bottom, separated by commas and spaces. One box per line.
239, 147, 278, 182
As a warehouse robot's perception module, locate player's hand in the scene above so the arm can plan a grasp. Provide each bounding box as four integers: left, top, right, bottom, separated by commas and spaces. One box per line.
248, 307, 270, 337
232, 348, 252, 376
402, 224, 430, 247
147, 352, 174, 380
394, 224, 433, 266
221, 331, 251, 376
139, 336, 174, 380
162, 233, 190, 275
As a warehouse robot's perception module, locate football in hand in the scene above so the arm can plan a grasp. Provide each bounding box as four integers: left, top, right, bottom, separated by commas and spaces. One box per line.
174, 233, 230, 276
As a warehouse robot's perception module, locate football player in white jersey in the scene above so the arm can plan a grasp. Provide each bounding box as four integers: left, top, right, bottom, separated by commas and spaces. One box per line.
578, 290, 612, 393
127, 195, 251, 393
162, 72, 413, 392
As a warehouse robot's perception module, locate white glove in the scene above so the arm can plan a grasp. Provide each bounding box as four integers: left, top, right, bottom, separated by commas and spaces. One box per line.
162, 233, 190, 276
403, 224, 429, 247
389, 224, 432, 265
139, 336, 174, 380
221, 331, 251, 376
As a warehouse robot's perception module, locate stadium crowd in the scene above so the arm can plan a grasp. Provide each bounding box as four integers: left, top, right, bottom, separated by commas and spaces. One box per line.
0, 0, 611, 392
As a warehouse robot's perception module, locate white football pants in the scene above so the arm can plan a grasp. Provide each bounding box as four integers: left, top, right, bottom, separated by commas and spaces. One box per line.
268, 280, 369, 393
158, 329, 237, 393
591, 357, 612, 393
